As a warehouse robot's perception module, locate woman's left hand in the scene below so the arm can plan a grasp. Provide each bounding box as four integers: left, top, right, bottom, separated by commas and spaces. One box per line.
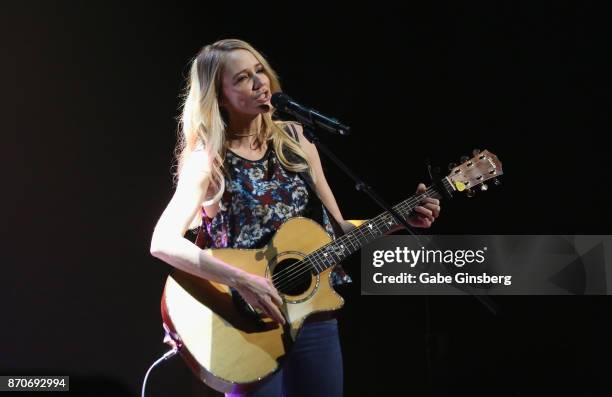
407, 183, 441, 228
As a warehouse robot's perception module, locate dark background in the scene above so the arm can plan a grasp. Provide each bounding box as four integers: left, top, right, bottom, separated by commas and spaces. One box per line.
3, 2, 610, 396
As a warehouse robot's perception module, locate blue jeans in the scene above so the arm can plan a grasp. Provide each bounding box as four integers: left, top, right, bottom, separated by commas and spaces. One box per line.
226, 318, 343, 397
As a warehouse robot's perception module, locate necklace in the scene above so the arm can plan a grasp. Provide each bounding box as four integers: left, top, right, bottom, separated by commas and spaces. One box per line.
227, 131, 258, 138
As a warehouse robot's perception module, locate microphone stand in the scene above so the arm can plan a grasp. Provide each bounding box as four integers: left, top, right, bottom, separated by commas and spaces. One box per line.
301, 125, 416, 235
301, 124, 440, 391
300, 122, 498, 396
300, 123, 498, 315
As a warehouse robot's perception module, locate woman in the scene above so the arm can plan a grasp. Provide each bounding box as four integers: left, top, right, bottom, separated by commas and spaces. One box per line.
150, 39, 441, 397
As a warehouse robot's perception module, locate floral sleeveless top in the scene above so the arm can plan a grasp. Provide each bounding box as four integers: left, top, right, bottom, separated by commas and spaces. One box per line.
194, 135, 352, 286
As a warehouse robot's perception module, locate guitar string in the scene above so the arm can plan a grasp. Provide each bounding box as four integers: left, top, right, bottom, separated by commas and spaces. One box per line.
270, 189, 431, 284
276, 172, 495, 291
275, 189, 444, 293
278, 186, 441, 289
271, 185, 442, 289
271, 186, 443, 291
278, 158, 496, 284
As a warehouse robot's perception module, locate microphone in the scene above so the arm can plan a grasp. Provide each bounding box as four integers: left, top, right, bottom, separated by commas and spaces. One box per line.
271, 93, 350, 135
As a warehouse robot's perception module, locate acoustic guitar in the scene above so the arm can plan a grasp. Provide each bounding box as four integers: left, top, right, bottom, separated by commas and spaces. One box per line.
160, 150, 503, 393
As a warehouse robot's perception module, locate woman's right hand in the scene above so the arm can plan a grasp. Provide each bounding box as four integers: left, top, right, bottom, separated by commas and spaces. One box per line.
233, 272, 286, 325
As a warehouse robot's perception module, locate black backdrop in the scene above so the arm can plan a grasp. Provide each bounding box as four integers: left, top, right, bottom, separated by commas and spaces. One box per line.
3, 2, 611, 396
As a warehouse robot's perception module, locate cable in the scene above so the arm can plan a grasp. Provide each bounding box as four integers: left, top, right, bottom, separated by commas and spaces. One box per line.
141, 347, 180, 397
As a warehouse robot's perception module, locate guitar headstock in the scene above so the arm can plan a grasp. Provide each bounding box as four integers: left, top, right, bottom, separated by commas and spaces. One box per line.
446, 149, 503, 196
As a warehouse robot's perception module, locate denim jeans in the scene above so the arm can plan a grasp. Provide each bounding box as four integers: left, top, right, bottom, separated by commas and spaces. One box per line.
226, 318, 343, 397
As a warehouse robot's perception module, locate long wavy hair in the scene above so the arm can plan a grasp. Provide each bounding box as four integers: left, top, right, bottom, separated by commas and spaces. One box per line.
174, 39, 314, 230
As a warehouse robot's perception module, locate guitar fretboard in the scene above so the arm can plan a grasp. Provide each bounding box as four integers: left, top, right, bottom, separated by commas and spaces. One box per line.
305, 178, 453, 274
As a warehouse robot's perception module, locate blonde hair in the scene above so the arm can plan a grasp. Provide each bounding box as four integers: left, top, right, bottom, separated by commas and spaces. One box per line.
174, 39, 314, 229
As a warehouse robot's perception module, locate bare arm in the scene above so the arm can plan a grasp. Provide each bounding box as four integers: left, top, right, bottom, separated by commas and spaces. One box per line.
149, 149, 285, 324
291, 123, 357, 234
291, 123, 439, 235
149, 149, 247, 286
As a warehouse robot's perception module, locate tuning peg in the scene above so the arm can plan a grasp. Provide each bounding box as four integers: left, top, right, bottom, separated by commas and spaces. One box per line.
460, 156, 470, 163
448, 162, 458, 170
472, 148, 481, 156
427, 161, 442, 182
493, 178, 501, 186
480, 183, 488, 191
466, 188, 476, 198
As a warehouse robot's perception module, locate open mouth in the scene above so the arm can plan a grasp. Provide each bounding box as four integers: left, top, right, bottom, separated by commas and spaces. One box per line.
255, 90, 269, 102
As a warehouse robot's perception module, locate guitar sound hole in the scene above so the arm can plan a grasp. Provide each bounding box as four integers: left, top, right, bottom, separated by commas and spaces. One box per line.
272, 258, 312, 296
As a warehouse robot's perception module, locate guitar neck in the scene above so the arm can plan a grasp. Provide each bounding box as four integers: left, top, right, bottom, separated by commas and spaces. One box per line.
307, 177, 455, 273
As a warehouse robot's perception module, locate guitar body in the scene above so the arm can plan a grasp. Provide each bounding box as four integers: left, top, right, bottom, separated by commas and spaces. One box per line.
159, 149, 504, 394
161, 217, 344, 394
